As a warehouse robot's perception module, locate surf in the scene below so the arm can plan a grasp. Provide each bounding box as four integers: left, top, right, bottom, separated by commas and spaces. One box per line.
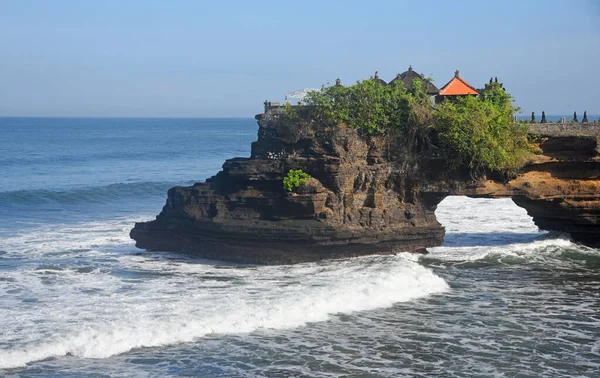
0, 254, 448, 369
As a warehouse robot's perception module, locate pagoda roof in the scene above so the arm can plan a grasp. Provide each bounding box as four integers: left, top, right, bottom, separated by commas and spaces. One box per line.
438, 70, 479, 96
389, 65, 439, 95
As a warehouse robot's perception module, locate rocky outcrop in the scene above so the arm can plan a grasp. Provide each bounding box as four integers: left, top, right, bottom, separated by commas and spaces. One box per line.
505, 126, 600, 247
131, 110, 446, 264
131, 112, 600, 264
421, 124, 600, 247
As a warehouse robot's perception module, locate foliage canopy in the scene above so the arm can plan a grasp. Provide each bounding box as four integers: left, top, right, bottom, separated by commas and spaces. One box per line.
435, 82, 529, 176
299, 77, 433, 137
285, 77, 529, 177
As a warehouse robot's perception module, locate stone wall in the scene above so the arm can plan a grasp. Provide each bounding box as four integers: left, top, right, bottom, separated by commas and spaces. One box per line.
528, 123, 600, 137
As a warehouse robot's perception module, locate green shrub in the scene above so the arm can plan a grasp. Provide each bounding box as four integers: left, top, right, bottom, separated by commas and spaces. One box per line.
434, 82, 528, 177
285, 77, 530, 178
298, 77, 433, 138
283, 169, 312, 192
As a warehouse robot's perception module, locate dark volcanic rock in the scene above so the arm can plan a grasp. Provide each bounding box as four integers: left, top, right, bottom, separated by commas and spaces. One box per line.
131, 114, 600, 264
131, 111, 446, 264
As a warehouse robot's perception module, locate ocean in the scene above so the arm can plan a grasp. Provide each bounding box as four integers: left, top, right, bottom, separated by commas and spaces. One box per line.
1, 117, 599, 377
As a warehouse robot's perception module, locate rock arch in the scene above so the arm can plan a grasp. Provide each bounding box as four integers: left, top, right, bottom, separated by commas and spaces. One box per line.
131, 112, 600, 264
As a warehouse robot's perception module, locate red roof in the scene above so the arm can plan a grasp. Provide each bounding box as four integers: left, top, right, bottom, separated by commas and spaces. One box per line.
438, 71, 479, 96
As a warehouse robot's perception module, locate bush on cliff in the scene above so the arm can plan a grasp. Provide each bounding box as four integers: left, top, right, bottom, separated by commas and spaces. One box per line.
298, 77, 434, 139
283, 169, 312, 192
434, 82, 529, 177
285, 77, 529, 178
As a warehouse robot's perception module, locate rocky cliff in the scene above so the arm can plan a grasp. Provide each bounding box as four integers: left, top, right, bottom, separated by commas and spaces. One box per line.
493, 124, 600, 247
130, 112, 600, 264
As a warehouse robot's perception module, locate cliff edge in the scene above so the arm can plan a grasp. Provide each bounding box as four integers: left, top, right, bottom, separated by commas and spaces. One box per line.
131, 112, 600, 264
131, 109, 448, 264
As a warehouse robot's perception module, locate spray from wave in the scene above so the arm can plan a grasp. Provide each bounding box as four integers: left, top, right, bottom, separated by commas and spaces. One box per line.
427, 196, 600, 267
0, 252, 448, 369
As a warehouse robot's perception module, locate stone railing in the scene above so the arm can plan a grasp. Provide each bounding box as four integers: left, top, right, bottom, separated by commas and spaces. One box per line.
527, 123, 600, 137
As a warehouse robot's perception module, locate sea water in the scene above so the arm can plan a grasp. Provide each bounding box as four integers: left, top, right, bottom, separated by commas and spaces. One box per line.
1, 117, 599, 377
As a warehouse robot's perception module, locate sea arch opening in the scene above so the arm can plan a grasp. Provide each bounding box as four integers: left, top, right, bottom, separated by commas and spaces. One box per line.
433, 195, 546, 248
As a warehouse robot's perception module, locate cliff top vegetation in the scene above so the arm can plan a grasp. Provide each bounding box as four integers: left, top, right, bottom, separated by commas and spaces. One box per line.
284, 77, 529, 178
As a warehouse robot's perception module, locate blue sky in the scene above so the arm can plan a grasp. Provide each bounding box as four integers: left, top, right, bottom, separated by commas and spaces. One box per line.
0, 0, 598, 117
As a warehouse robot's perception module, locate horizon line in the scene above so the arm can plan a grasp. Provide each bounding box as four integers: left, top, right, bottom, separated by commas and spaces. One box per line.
1, 113, 599, 120
0, 115, 257, 120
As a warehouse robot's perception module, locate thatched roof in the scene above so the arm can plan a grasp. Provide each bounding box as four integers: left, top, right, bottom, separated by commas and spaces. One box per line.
389, 65, 439, 95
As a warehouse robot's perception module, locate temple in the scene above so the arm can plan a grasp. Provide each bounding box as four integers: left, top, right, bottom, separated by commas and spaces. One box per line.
284, 68, 593, 124
389, 65, 439, 95
435, 70, 479, 104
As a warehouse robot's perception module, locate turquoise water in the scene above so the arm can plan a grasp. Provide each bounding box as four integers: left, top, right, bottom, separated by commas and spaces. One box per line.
1, 117, 599, 377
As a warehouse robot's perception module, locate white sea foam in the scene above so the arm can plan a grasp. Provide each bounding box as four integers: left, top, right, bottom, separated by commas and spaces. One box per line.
435, 196, 539, 235
3, 196, 598, 372
423, 196, 600, 270
0, 215, 154, 263
427, 236, 576, 262
0, 216, 448, 369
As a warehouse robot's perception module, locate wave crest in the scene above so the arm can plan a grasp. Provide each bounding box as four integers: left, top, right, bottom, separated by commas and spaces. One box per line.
0, 255, 448, 369
0, 181, 192, 206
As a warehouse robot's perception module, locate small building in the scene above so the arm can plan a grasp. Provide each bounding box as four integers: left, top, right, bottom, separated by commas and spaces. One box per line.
435, 70, 479, 104
389, 65, 439, 95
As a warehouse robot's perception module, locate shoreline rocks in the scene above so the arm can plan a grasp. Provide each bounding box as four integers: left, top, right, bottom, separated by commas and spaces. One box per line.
131, 111, 600, 264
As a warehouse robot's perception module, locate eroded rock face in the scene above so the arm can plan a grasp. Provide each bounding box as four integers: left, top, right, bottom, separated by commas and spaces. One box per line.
508, 131, 600, 247
131, 111, 446, 264
424, 125, 600, 248
130, 113, 600, 264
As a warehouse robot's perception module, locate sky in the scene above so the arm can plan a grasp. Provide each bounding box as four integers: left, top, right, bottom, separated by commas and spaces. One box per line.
0, 0, 598, 117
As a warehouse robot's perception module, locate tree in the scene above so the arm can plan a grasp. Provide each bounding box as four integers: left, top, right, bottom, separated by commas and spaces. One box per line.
434, 82, 528, 177
287, 76, 530, 178
300, 76, 433, 141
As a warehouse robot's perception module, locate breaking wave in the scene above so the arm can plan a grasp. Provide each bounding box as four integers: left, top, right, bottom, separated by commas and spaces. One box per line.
426, 196, 600, 268
0, 252, 448, 369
